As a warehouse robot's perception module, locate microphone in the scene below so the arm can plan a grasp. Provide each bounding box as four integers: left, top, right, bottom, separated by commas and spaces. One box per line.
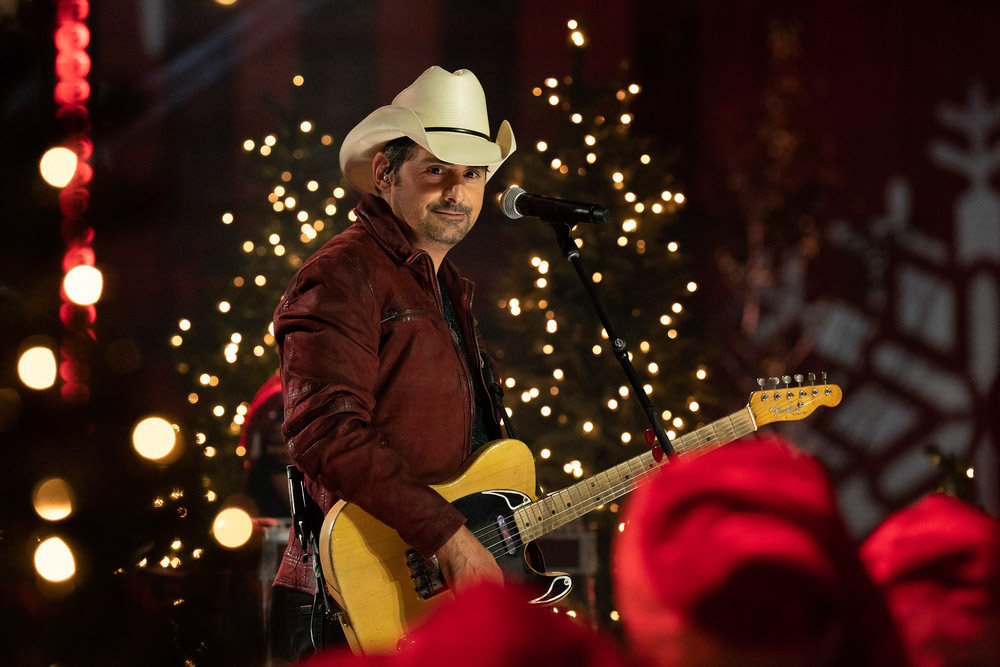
499, 186, 612, 224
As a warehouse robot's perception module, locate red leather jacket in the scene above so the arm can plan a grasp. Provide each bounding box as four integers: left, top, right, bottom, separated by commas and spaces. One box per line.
272, 194, 503, 593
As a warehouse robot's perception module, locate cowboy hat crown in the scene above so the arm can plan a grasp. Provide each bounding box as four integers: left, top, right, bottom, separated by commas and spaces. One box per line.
339, 66, 516, 194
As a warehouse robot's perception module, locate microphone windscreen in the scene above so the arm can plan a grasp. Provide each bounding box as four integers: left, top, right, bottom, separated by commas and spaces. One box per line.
499, 185, 526, 219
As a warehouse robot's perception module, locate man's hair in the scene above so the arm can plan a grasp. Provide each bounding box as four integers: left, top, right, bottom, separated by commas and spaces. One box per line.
380, 136, 417, 186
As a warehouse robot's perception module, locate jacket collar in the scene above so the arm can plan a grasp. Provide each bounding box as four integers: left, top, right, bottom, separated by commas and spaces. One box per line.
353, 193, 469, 291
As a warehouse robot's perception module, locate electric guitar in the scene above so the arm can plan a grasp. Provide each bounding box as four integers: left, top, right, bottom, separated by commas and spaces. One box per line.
318, 379, 842, 654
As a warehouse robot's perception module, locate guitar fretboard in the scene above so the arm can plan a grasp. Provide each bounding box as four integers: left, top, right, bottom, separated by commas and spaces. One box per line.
513, 407, 757, 542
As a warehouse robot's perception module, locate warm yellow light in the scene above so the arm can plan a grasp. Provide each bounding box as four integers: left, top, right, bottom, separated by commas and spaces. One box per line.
570, 30, 585, 46
619, 386, 629, 398
552, 369, 564, 380
592, 272, 602, 283
550, 158, 562, 169
612, 172, 624, 183
538, 261, 549, 274
545, 77, 558, 88
546, 320, 558, 333
299, 121, 312, 132
254, 275, 267, 287
218, 301, 231, 313
643, 384, 653, 394
505, 377, 516, 389
608, 399, 618, 410
651, 203, 663, 213
640, 341, 650, 352
242, 139, 255, 151
39, 147, 78, 187
540, 406, 551, 417
33, 478, 74, 521
214, 0, 238, 5
689, 401, 700, 412
63, 265, 103, 305
34, 536, 75, 582
18, 346, 57, 390
648, 362, 659, 374
672, 417, 684, 428
284, 196, 296, 209
584, 135, 596, 146
620, 113, 632, 124
264, 134, 277, 146
696, 368, 707, 380
660, 315, 672, 325
213, 405, 225, 417
667, 241, 679, 252
540, 448, 551, 458
306, 180, 319, 192
661, 190, 673, 201
570, 113, 582, 124
259, 145, 271, 156
592, 345, 602, 355
292, 74, 304, 86
520, 391, 531, 403
333, 187, 346, 198
610, 610, 621, 621
535, 278, 547, 288
672, 302, 683, 313
221, 212, 234, 224
536, 140, 548, 152
687, 281, 698, 292
617, 236, 628, 247
170, 335, 183, 347
242, 241, 254, 252
966, 467, 975, 478
567, 19, 578, 29
618, 522, 626, 533
621, 432, 631, 444
622, 219, 637, 233
212, 508, 253, 548
674, 193, 686, 204
132, 417, 177, 460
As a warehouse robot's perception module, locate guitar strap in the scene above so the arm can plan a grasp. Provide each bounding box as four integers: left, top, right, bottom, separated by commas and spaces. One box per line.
286, 465, 338, 625
480, 349, 517, 440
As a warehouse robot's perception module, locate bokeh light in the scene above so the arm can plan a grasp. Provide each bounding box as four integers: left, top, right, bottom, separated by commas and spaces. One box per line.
34, 536, 76, 582
18, 346, 58, 390
212, 507, 253, 548
132, 417, 177, 460
63, 265, 103, 305
33, 477, 75, 521
39, 147, 78, 187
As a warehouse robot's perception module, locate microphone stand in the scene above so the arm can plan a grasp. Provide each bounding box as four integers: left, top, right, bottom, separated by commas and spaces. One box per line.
549, 221, 677, 459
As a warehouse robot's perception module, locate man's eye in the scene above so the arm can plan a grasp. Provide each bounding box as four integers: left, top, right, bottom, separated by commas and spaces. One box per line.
466, 170, 483, 178
428, 166, 444, 174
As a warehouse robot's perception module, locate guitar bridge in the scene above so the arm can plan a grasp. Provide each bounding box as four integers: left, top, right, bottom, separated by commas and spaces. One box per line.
405, 549, 447, 600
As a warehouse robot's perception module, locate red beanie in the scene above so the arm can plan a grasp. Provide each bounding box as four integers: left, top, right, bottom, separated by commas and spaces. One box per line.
306, 581, 627, 667
860, 493, 1000, 667
613, 435, 904, 666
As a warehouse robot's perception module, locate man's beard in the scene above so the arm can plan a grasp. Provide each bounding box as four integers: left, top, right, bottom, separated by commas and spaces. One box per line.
422, 204, 474, 246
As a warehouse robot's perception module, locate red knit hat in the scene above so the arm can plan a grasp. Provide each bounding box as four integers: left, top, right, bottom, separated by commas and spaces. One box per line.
306, 582, 627, 667
613, 436, 904, 666
860, 493, 1000, 667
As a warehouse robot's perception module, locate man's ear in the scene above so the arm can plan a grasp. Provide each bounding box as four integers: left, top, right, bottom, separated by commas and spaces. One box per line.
372, 152, 391, 192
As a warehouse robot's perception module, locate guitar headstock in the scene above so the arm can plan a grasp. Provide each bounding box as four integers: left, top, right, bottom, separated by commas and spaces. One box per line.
748, 372, 842, 427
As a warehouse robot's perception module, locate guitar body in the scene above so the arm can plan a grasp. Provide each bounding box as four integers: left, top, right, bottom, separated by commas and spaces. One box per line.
318, 439, 572, 654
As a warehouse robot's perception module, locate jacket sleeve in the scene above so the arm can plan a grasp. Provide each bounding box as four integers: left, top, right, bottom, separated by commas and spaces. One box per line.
275, 256, 466, 557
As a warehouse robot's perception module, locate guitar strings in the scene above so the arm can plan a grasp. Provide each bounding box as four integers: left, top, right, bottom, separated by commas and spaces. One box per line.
467, 392, 832, 560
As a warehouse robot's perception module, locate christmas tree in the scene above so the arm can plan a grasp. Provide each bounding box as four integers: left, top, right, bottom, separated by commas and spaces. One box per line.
482, 20, 711, 628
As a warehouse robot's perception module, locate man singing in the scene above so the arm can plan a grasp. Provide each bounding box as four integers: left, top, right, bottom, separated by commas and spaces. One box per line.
269, 66, 516, 661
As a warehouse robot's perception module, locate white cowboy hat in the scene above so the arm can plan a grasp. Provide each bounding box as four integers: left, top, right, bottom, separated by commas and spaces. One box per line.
339, 66, 516, 194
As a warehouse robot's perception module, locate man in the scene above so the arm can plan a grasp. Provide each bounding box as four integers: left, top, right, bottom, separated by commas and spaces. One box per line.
269, 66, 516, 660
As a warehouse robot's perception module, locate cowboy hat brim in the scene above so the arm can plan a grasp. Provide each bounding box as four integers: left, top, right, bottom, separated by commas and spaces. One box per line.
340, 104, 516, 195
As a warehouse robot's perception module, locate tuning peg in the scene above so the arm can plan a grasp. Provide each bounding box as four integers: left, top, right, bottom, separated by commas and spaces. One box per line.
782, 375, 791, 387
822, 371, 828, 384
757, 378, 765, 389
794, 374, 803, 385
808, 372, 816, 385
769, 377, 780, 387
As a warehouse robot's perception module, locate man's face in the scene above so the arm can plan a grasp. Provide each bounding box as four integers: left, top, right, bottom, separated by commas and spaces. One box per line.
380, 145, 486, 250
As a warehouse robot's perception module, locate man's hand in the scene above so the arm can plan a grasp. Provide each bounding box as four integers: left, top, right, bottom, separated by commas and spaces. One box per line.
435, 525, 503, 593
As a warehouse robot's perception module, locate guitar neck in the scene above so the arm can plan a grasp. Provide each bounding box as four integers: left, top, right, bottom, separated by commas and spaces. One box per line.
514, 407, 758, 542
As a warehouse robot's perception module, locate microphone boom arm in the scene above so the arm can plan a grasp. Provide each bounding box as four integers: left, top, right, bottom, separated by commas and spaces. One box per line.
549, 221, 678, 458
